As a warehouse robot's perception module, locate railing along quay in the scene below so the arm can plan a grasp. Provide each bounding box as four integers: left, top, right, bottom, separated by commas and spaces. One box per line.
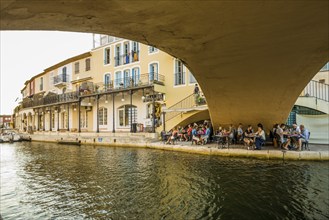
300, 80, 329, 102
165, 93, 206, 122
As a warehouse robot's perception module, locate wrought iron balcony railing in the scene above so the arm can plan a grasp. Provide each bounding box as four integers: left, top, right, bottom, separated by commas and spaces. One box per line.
114, 51, 139, 67
79, 73, 165, 95
300, 80, 329, 102
53, 74, 69, 85
22, 91, 79, 108
21, 73, 165, 108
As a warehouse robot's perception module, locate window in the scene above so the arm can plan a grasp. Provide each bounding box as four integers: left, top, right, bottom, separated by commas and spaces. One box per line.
51, 113, 55, 129
123, 70, 130, 88
104, 47, 111, 65
115, 71, 122, 88
118, 105, 137, 127
85, 58, 91, 71
50, 72, 54, 85
30, 80, 34, 95
149, 46, 158, 53
189, 71, 197, 84
80, 111, 88, 128
104, 73, 111, 90
61, 112, 67, 129
115, 44, 121, 66
40, 77, 43, 91
132, 67, 140, 86
98, 107, 108, 125
175, 60, 185, 86
62, 67, 67, 82
132, 42, 139, 62
149, 63, 158, 81
123, 42, 130, 64
74, 62, 79, 74
286, 105, 326, 125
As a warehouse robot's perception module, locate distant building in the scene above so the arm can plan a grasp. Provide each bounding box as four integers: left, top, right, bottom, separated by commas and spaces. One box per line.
0, 115, 12, 128
13, 35, 204, 133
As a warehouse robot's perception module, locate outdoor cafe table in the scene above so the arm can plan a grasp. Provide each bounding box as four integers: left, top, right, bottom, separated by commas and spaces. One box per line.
215, 134, 231, 149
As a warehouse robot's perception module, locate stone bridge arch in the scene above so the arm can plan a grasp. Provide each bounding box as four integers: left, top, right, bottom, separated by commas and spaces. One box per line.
1, 1, 328, 129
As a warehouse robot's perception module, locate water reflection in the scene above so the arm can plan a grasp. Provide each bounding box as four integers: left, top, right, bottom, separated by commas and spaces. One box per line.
1, 142, 328, 219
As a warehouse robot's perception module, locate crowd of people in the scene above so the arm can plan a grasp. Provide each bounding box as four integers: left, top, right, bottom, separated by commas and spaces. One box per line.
271, 123, 310, 151
162, 121, 213, 145
161, 121, 310, 151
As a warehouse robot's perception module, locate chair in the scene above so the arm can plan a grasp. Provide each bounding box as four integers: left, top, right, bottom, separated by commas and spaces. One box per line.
274, 133, 282, 148
302, 132, 311, 151
161, 131, 167, 144
217, 136, 229, 149
171, 132, 179, 145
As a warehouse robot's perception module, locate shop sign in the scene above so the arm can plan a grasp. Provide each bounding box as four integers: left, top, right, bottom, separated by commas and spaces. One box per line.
143, 93, 164, 102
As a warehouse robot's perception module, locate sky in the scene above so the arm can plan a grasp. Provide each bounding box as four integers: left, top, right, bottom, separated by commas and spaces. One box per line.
0, 31, 93, 115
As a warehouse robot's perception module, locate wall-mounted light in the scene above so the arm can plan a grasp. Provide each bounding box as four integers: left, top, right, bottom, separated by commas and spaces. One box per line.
88, 97, 91, 106
105, 95, 108, 104
121, 92, 125, 102
142, 89, 145, 100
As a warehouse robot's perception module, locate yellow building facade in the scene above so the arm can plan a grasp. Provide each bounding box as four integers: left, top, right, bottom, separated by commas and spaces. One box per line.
15, 36, 205, 134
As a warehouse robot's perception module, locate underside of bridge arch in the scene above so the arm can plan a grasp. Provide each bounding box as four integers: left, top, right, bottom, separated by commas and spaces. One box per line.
1, 0, 328, 129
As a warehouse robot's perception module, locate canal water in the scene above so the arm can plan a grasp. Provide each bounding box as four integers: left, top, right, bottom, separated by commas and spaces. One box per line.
1, 142, 328, 220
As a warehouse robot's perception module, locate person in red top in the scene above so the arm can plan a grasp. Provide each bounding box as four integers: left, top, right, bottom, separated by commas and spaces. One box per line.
186, 124, 193, 141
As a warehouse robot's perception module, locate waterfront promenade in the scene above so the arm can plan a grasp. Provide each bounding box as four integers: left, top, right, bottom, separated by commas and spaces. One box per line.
27, 132, 329, 161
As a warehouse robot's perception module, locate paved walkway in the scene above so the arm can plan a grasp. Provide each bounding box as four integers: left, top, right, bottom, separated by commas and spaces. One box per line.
150, 140, 329, 161
28, 132, 329, 161
161, 140, 329, 151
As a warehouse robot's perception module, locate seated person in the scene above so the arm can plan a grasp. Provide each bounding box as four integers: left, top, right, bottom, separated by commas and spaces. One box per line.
201, 125, 211, 144
237, 123, 243, 142
160, 130, 167, 142
166, 127, 178, 145
291, 123, 301, 133
164, 129, 172, 143
198, 126, 205, 136
254, 123, 265, 150
276, 124, 291, 150
186, 124, 193, 141
178, 126, 188, 141
226, 125, 235, 143
243, 125, 254, 147
192, 125, 201, 145
298, 124, 310, 150
272, 123, 279, 147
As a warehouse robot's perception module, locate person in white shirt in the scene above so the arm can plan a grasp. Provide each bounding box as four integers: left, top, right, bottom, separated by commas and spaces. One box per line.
276, 124, 291, 150
254, 123, 265, 150
237, 123, 243, 142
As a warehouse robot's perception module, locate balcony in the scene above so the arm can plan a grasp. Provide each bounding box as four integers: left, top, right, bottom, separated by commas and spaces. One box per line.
79, 73, 165, 95
300, 80, 329, 102
53, 74, 69, 87
114, 51, 139, 67
20, 73, 165, 109
21, 91, 79, 108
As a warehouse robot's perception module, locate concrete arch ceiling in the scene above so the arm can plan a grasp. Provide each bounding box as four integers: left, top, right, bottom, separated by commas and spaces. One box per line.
1, 1, 328, 129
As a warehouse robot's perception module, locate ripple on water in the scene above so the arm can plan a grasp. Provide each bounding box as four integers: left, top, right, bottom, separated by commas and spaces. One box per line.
0, 143, 328, 219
